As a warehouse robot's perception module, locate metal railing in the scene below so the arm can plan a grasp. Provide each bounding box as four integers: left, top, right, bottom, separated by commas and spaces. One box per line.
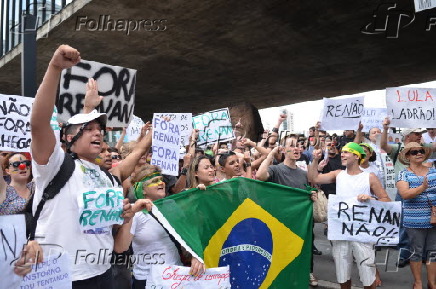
1, 0, 71, 58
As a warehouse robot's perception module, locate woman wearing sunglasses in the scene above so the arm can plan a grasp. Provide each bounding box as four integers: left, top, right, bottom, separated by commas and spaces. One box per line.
0, 153, 34, 215
397, 142, 436, 289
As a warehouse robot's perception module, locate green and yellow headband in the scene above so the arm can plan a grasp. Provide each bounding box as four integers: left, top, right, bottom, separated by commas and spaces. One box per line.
341, 146, 361, 158
341, 142, 366, 164
133, 172, 162, 200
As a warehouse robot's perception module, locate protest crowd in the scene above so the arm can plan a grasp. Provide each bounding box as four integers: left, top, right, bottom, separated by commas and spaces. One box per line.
1, 45, 436, 289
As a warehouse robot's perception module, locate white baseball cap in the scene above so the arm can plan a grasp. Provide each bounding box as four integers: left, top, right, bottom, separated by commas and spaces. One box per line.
401, 128, 426, 137
66, 110, 107, 126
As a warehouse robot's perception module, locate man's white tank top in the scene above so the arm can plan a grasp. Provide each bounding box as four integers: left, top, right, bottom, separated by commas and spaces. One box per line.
336, 170, 371, 198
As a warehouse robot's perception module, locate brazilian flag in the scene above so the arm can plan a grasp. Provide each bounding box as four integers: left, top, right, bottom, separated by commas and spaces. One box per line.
149, 178, 313, 288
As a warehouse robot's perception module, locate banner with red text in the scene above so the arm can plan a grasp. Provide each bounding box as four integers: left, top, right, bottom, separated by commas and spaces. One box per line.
386, 87, 436, 128
146, 265, 230, 289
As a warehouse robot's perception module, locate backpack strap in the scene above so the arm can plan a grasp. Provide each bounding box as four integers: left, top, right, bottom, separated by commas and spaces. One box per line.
28, 153, 76, 240
101, 168, 122, 187
392, 142, 402, 165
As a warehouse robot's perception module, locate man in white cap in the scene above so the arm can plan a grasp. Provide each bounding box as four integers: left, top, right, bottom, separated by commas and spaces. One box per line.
30, 45, 152, 289
380, 119, 436, 267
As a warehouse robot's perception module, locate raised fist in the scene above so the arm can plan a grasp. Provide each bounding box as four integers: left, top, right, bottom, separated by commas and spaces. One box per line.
49, 45, 81, 70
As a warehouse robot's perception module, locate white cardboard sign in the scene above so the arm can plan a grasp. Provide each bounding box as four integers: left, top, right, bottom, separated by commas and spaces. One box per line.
58, 60, 136, 127
320, 96, 364, 130
146, 265, 231, 289
386, 87, 436, 128
328, 195, 401, 246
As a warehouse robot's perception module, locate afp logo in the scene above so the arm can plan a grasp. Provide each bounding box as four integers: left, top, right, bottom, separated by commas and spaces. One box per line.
218, 218, 273, 289
361, 2, 415, 38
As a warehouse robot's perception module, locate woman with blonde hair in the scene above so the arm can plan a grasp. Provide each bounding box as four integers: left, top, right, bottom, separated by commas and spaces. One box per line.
397, 142, 436, 289
114, 164, 204, 289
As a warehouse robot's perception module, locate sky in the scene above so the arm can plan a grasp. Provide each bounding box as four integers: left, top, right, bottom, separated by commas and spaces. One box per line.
259, 80, 436, 134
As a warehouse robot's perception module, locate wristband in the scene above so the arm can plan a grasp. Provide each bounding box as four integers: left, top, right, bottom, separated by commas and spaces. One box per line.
180, 167, 188, 176
272, 127, 279, 133
245, 162, 251, 167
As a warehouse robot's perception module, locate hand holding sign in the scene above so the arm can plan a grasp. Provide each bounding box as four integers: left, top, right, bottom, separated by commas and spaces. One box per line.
13, 240, 44, 276
190, 257, 206, 277
50, 45, 81, 70
357, 194, 373, 202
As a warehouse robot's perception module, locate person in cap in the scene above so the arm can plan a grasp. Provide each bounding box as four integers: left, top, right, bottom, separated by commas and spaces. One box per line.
309, 142, 390, 289
380, 118, 436, 267
30, 45, 152, 289
396, 143, 436, 289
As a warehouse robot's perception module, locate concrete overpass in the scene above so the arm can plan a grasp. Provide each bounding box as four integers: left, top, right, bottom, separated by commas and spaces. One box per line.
1, 0, 436, 121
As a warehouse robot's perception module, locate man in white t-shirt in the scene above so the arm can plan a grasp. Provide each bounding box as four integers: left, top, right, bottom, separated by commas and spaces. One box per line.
30, 45, 152, 289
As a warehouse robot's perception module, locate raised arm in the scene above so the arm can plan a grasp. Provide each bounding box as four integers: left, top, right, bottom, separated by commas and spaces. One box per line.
256, 146, 279, 181
115, 128, 127, 151
111, 123, 152, 182
354, 121, 364, 143
381, 117, 392, 154
30, 45, 81, 164
83, 78, 103, 113
308, 148, 339, 184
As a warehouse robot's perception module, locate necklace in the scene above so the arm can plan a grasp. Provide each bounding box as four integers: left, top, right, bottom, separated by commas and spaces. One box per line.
408, 165, 428, 177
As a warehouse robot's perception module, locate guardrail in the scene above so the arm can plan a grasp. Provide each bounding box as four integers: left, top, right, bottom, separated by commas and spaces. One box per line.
1, 0, 71, 57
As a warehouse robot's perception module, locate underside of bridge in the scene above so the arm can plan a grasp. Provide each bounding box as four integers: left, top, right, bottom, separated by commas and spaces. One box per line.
1, 0, 436, 120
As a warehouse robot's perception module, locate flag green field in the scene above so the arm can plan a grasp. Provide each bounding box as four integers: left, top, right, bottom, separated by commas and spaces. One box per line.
149, 177, 313, 289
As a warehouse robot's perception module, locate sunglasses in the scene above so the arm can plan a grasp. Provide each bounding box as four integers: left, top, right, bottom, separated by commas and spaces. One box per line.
9, 160, 31, 168
112, 155, 121, 160
408, 149, 425, 156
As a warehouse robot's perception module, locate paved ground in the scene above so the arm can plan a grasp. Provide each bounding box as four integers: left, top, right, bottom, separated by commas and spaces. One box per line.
311, 223, 429, 289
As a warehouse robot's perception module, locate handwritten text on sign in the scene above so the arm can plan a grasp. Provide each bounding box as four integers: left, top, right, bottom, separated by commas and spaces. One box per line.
154, 113, 192, 146
1, 215, 27, 289
320, 96, 364, 130
361, 108, 387, 132
192, 108, 234, 147
58, 60, 136, 127
381, 153, 396, 201
21, 253, 72, 289
151, 117, 181, 176
78, 187, 124, 229
328, 195, 401, 246
0, 94, 34, 152
146, 265, 231, 289
126, 115, 144, 142
386, 87, 436, 128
